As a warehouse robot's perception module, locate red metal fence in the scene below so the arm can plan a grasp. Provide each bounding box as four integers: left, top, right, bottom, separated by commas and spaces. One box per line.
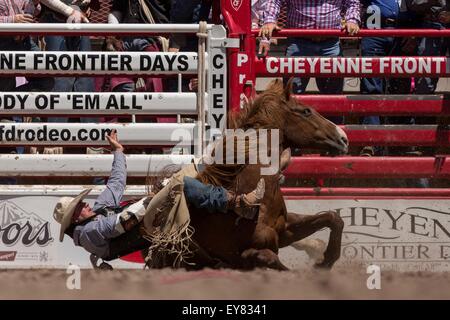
220, 0, 450, 199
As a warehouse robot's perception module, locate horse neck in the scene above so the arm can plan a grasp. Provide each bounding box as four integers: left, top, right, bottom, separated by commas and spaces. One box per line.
197, 128, 285, 188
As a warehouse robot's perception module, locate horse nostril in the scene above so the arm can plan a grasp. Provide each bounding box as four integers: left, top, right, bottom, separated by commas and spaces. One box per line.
341, 136, 349, 146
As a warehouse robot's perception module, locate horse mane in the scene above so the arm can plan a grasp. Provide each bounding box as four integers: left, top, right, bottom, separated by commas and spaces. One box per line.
229, 79, 289, 130
197, 79, 289, 188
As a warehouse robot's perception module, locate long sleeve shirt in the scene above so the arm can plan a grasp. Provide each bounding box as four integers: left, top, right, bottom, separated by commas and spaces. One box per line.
0, 0, 39, 23
264, 0, 361, 29
73, 151, 127, 259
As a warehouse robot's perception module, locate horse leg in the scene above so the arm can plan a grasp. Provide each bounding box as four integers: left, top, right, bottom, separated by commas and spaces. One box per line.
240, 248, 289, 271
239, 223, 289, 271
279, 211, 344, 269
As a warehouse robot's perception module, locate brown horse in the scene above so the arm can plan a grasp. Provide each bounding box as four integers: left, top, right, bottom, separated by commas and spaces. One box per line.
182, 79, 348, 270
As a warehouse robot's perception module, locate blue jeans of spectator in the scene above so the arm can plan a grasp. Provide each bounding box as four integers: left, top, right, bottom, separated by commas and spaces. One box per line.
360, 35, 396, 126
285, 38, 344, 124
360, 35, 397, 155
183, 176, 228, 213
113, 38, 154, 93
43, 18, 95, 123
415, 21, 444, 94
167, 0, 212, 92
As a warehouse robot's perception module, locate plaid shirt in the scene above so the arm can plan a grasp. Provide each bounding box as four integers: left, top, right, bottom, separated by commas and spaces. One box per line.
264, 0, 361, 29
0, 0, 39, 23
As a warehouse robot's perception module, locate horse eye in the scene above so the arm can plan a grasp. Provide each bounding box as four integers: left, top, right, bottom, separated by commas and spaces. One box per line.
300, 108, 312, 117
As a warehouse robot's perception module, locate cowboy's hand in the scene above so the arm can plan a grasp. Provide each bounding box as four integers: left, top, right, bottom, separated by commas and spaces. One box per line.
439, 11, 450, 24
106, 129, 124, 152
67, 8, 89, 23
259, 22, 280, 39
14, 14, 34, 23
343, 21, 360, 36
258, 39, 271, 56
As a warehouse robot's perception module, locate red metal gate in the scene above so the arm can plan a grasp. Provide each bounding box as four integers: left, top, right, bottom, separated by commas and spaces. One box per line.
220, 0, 450, 199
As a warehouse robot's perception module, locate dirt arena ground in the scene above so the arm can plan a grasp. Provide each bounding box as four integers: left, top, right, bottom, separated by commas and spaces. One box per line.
1, 266, 450, 299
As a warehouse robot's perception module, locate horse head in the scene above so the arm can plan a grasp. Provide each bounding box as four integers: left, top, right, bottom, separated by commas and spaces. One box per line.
231, 79, 349, 155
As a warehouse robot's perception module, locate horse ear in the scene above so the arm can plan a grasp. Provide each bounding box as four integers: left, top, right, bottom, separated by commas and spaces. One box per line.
284, 78, 294, 101
266, 79, 284, 95
280, 148, 292, 172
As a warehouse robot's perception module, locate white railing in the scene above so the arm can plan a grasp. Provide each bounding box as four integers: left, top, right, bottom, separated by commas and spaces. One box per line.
0, 154, 193, 176
0, 23, 229, 190
0, 23, 214, 35
0, 92, 198, 115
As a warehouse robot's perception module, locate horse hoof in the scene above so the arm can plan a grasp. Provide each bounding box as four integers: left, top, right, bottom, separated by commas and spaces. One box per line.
99, 262, 114, 270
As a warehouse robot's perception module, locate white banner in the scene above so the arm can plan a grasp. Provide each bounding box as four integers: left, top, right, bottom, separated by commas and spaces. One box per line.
0, 52, 199, 75
0, 123, 195, 146
0, 195, 141, 268
0, 92, 197, 115
1, 196, 450, 271
280, 199, 450, 272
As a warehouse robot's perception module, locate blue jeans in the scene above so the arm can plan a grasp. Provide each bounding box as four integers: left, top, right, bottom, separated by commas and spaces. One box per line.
286, 38, 344, 124
415, 21, 444, 94
43, 15, 95, 123
113, 38, 153, 93
167, 0, 212, 92
360, 35, 397, 127
183, 176, 228, 213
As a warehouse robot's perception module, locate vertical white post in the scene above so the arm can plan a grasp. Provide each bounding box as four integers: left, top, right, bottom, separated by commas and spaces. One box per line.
207, 25, 228, 147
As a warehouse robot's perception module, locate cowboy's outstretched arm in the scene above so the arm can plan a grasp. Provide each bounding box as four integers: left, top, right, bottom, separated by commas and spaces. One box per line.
93, 130, 126, 211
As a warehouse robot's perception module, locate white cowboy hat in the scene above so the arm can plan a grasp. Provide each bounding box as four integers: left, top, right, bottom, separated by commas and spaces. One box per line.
53, 188, 92, 242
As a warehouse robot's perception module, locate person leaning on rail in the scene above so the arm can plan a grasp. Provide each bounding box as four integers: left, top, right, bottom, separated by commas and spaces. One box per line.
53, 129, 266, 268
258, 0, 361, 125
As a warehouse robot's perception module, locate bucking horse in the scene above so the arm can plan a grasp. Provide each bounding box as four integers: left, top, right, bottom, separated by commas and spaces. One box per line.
140, 79, 349, 271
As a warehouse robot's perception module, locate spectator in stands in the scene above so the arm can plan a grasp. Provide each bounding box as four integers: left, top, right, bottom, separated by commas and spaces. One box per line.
167, 0, 212, 92
38, 0, 98, 154
107, 0, 170, 94
0, 0, 54, 93
358, 0, 400, 157
39, 0, 95, 108
107, 0, 173, 124
439, 4, 450, 58
406, 0, 447, 95
380, 0, 430, 187
251, 0, 266, 29
259, 0, 361, 124
0, 0, 54, 184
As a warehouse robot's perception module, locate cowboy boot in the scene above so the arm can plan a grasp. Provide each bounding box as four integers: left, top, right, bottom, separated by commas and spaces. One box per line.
227, 178, 265, 220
